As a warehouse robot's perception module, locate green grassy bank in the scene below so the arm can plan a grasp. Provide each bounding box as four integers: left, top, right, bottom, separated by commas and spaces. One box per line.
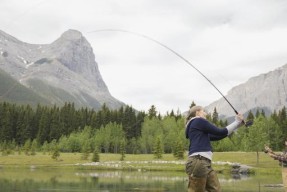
0, 152, 282, 175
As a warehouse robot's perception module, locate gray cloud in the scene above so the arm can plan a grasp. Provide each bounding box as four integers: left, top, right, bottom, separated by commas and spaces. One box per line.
1, 0, 287, 113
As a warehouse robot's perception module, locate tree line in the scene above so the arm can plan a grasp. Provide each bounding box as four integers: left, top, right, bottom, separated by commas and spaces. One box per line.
0, 101, 287, 160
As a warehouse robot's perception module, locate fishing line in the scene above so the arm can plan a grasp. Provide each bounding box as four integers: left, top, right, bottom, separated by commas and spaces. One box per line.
87, 29, 252, 126
217, 74, 250, 117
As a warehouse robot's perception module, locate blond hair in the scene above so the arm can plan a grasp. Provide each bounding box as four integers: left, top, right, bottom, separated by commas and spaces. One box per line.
186, 106, 203, 122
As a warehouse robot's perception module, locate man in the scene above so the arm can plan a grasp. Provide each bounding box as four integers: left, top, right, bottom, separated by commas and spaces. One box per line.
185, 106, 243, 192
264, 141, 287, 166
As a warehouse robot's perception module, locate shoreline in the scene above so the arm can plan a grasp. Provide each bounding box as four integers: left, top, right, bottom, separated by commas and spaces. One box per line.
0, 152, 281, 175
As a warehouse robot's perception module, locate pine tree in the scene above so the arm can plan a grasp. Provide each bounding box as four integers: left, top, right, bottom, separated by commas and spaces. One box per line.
261, 109, 266, 117
31, 139, 38, 155
51, 145, 60, 161
279, 106, 287, 124
255, 109, 260, 118
119, 139, 126, 161
81, 140, 91, 160
92, 147, 100, 162
50, 139, 60, 160
247, 110, 254, 121
0, 107, 13, 141
37, 112, 50, 144
212, 107, 218, 124
148, 105, 157, 119
42, 141, 49, 154
174, 139, 185, 159
153, 136, 163, 159
1, 141, 9, 156
49, 107, 61, 141
23, 139, 31, 155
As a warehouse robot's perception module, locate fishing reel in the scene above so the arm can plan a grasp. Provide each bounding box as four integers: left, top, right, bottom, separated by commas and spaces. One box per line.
234, 110, 253, 127
244, 119, 253, 127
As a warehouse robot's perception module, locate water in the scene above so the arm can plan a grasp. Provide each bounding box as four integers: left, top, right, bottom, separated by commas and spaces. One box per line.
0, 167, 284, 192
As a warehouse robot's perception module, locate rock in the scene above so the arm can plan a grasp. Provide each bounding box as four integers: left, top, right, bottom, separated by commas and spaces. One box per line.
231, 163, 253, 175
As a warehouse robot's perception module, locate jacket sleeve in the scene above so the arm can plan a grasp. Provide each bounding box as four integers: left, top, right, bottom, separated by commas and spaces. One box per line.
200, 118, 228, 136
209, 134, 227, 141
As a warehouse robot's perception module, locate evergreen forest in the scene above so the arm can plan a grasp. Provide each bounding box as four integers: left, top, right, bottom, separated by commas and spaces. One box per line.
0, 101, 287, 159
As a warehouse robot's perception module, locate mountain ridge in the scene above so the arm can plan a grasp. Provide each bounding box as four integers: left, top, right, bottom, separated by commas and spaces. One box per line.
0, 29, 124, 110
0, 68, 50, 106
205, 63, 287, 118
1, 29, 286, 114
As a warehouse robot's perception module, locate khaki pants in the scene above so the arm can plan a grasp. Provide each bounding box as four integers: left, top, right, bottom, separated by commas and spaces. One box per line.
185, 156, 221, 192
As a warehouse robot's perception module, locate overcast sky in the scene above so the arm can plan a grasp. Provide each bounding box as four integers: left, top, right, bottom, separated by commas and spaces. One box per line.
1, 0, 287, 114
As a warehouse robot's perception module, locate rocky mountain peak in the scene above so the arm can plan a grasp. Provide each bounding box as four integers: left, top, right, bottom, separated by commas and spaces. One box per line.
52, 29, 87, 46
60, 29, 83, 41
0, 30, 20, 43
205, 63, 287, 118
0, 29, 124, 110
47, 29, 102, 84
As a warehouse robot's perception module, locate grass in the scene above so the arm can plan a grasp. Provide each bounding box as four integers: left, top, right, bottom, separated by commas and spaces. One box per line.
213, 151, 282, 174
0, 151, 284, 192
0, 151, 282, 175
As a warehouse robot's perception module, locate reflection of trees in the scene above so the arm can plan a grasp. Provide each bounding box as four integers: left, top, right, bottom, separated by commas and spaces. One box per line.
76, 171, 186, 182
91, 176, 99, 187
0, 169, 278, 191
50, 176, 59, 186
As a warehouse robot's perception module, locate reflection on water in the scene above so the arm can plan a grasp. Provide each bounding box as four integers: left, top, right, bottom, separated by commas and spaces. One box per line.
0, 168, 284, 192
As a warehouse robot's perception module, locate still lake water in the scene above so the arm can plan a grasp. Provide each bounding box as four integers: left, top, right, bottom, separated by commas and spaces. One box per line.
0, 167, 285, 192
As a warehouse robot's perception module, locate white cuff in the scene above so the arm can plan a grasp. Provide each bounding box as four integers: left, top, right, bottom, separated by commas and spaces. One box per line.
226, 120, 241, 135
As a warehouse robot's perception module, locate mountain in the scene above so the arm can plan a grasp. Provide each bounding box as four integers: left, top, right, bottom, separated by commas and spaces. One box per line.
1, 29, 286, 114
0, 68, 50, 106
0, 29, 124, 109
205, 63, 287, 118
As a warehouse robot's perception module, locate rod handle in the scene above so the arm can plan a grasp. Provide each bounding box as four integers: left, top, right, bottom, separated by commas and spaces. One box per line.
234, 110, 253, 127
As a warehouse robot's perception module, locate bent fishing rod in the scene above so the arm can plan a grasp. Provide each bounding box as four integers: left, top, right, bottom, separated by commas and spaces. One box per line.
87, 29, 252, 126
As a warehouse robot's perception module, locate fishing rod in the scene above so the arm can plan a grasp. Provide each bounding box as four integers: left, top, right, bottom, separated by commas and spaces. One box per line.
87, 29, 253, 126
